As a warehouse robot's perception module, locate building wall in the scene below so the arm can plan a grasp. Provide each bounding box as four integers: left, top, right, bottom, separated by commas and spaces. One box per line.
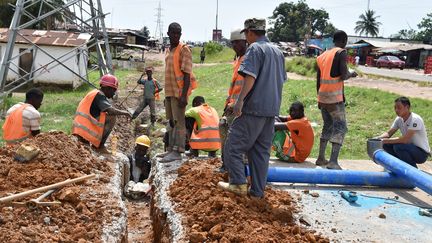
0, 43, 88, 88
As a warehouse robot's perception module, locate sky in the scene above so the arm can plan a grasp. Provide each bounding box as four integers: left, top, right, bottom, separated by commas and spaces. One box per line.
101, 0, 432, 41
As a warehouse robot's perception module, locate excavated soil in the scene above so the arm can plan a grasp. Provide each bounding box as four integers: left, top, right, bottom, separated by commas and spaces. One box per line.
0, 132, 123, 242
169, 158, 330, 243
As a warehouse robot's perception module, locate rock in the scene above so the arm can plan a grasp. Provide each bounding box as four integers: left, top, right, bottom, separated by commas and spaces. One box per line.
379, 213, 386, 219
299, 215, 312, 226
292, 225, 301, 235
44, 216, 51, 225
331, 228, 337, 233
305, 233, 317, 243
21, 227, 36, 237
189, 231, 207, 243
57, 187, 80, 204
209, 224, 223, 237
310, 192, 320, 198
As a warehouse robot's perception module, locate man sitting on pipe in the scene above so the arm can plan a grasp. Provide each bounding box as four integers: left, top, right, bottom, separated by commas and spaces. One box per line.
377, 96, 430, 168
273, 101, 314, 163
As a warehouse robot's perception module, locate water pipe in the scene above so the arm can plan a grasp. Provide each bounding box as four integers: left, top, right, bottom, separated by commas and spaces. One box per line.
263, 167, 413, 188
368, 138, 432, 195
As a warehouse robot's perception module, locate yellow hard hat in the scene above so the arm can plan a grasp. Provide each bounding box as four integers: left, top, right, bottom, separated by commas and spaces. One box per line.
135, 135, 151, 147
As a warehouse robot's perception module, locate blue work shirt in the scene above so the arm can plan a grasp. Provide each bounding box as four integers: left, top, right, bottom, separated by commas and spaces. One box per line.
238, 36, 287, 117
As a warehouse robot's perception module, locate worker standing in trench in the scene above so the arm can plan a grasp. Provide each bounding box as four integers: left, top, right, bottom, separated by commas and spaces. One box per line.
158, 22, 197, 163
218, 18, 286, 198
131, 66, 163, 126
72, 74, 132, 152
219, 29, 247, 172
2, 88, 44, 145
315, 30, 357, 170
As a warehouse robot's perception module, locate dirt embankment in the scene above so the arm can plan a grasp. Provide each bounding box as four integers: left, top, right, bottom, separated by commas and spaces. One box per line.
169, 158, 329, 243
0, 132, 124, 242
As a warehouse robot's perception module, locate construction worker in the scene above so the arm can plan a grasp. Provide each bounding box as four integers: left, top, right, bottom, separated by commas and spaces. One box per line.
72, 74, 131, 151
273, 101, 314, 163
185, 96, 221, 158
218, 18, 286, 198
158, 22, 197, 162
2, 88, 44, 145
377, 97, 430, 168
127, 135, 152, 182
315, 30, 358, 170
219, 28, 247, 171
132, 66, 163, 126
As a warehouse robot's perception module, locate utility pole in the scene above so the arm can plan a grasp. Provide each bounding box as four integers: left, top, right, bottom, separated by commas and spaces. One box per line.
215, 0, 219, 42
367, 0, 370, 11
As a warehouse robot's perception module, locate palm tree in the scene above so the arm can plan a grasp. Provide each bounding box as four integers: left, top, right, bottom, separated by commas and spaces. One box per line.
354, 10, 382, 37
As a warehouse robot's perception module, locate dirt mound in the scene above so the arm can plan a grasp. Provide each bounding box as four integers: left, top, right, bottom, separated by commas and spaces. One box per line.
169, 158, 329, 243
0, 132, 121, 242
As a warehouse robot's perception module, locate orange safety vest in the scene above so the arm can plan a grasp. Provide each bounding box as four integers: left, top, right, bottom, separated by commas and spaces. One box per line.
172, 43, 197, 98
72, 89, 106, 148
189, 104, 221, 151
2, 103, 32, 145
226, 56, 245, 106
317, 47, 343, 104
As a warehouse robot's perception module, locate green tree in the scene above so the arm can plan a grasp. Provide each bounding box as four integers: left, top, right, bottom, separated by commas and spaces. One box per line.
354, 10, 382, 37
390, 29, 420, 40
139, 26, 150, 39
417, 12, 432, 43
268, 0, 336, 42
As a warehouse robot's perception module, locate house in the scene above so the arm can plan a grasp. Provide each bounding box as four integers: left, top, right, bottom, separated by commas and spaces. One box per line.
0, 28, 91, 88
346, 38, 432, 68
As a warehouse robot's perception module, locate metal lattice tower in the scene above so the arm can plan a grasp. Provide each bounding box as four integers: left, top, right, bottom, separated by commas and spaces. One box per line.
154, 1, 163, 43
0, 0, 113, 102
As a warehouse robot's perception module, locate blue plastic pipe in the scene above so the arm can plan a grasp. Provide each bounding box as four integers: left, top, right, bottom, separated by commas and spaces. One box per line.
374, 150, 432, 195
245, 166, 413, 188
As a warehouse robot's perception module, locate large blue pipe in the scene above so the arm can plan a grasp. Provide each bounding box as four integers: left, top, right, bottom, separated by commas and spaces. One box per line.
262, 167, 413, 188
374, 150, 432, 195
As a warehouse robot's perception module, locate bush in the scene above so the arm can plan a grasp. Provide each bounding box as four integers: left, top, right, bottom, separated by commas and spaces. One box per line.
205, 42, 223, 55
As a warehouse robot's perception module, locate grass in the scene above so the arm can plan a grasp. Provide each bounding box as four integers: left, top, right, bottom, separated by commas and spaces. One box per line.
191, 47, 235, 64
285, 57, 316, 78
192, 64, 432, 160
0, 69, 142, 145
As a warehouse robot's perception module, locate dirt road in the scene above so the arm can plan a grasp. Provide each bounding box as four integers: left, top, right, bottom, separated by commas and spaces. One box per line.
287, 72, 432, 101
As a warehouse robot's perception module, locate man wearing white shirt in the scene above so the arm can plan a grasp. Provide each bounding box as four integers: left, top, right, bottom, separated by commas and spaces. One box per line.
378, 97, 430, 168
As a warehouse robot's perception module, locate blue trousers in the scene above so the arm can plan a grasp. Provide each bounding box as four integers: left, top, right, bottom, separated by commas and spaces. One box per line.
383, 143, 429, 168
224, 114, 274, 197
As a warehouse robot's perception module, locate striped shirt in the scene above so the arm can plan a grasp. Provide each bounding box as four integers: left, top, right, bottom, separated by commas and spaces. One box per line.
6, 102, 41, 131
164, 44, 193, 98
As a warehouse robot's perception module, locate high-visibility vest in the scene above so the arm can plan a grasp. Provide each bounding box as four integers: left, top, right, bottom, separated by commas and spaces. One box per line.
72, 89, 106, 148
226, 56, 245, 106
282, 117, 314, 162
172, 43, 197, 98
189, 104, 221, 151
317, 47, 343, 104
2, 103, 32, 145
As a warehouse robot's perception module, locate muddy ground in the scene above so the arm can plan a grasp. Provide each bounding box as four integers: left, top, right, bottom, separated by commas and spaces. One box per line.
169, 158, 329, 243
0, 132, 125, 242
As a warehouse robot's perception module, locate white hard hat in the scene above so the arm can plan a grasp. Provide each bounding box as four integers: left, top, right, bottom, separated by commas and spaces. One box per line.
230, 29, 246, 41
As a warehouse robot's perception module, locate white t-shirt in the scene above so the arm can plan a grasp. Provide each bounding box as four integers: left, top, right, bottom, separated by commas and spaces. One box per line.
6, 102, 41, 131
391, 112, 430, 153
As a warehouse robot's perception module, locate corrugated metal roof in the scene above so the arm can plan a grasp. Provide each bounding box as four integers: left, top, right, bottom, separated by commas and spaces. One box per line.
0, 28, 91, 47
356, 39, 432, 51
